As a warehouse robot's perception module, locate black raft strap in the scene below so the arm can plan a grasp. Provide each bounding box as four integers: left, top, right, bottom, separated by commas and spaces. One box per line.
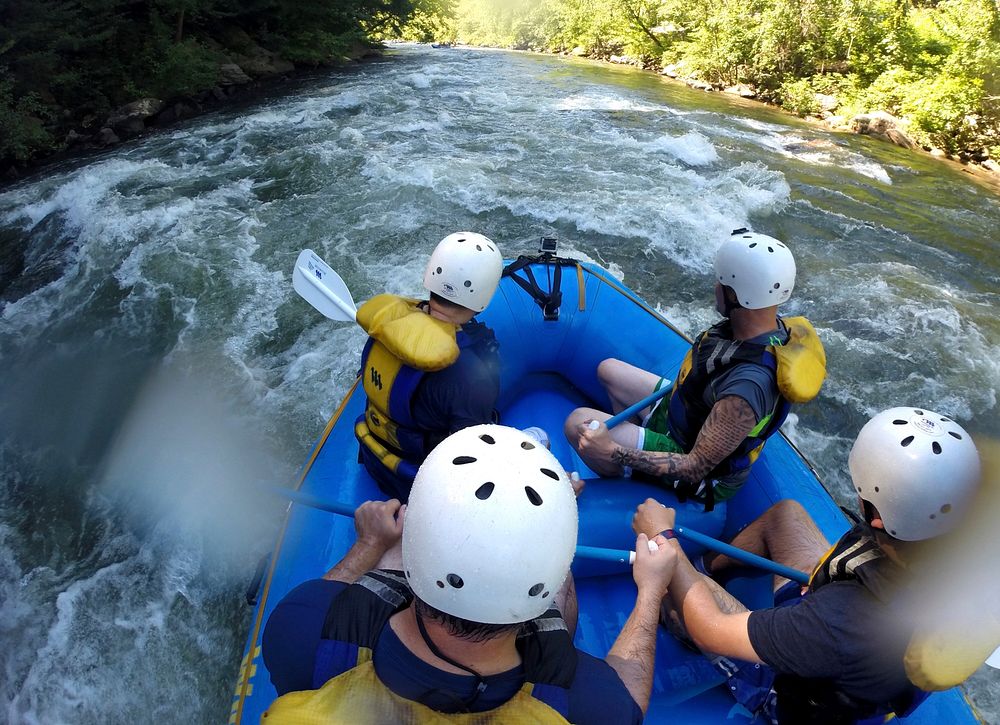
503, 255, 563, 321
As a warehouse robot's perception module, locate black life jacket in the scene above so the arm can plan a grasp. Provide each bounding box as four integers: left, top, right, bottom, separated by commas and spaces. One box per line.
304, 570, 578, 720
772, 525, 929, 724
666, 319, 791, 477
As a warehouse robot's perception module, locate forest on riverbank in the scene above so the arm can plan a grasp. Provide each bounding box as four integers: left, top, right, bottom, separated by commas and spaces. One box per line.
2, 0, 998, 176
406, 0, 1000, 168
0, 0, 423, 176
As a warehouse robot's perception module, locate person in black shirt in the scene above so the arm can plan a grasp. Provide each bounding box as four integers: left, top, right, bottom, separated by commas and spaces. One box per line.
632, 406, 982, 723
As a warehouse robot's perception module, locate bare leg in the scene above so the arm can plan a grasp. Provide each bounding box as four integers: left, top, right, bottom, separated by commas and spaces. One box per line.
705, 499, 830, 591
563, 406, 644, 476
597, 359, 663, 420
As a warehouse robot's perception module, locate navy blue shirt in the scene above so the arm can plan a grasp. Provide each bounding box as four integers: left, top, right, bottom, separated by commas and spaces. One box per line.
263, 578, 642, 723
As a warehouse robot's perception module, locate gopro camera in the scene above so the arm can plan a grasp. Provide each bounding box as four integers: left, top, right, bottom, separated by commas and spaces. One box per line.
539, 237, 558, 254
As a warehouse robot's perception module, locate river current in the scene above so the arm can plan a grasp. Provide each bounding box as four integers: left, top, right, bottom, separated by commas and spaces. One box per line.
1, 44, 997, 722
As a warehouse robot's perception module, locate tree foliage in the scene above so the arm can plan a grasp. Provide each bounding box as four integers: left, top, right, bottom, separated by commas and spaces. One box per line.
0, 0, 416, 167
422, 0, 1000, 159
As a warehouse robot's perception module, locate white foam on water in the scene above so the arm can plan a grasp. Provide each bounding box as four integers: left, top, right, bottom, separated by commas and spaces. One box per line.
553, 93, 668, 113
645, 131, 719, 166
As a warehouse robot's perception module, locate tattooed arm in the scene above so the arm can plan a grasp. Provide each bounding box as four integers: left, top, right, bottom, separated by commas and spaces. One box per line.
610, 395, 758, 482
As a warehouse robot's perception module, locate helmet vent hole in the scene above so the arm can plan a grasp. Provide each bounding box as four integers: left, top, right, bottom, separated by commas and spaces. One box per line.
540, 468, 560, 480
479, 434, 495, 444
488, 244, 495, 251
528, 583, 544, 596
892, 419, 907, 425
521, 441, 536, 450
749, 242, 757, 248
915, 409, 924, 415
932, 442, 942, 454
941, 416, 952, 422
857, 486, 862, 493
941, 504, 952, 514
525, 486, 543, 506
890, 529, 897, 536
949, 431, 962, 440
475, 482, 495, 500
767, 246, 774, 252
453, 456, 477, 465
457, 238, 466, 243
874, 486, 880, 493
542, 591, 550, 598
773, 283, 780, 289
447, 574, 464, 588
436, 580, 445, 588
436, 266, 442, 274
464, 280, 472, 287
900, 436, 914, 447
929, 514, 936, 519
476, 244, 482, 251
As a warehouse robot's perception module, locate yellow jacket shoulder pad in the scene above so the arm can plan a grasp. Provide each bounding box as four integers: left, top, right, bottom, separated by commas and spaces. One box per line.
773, 316, 827, 404
356, 294, 460, 372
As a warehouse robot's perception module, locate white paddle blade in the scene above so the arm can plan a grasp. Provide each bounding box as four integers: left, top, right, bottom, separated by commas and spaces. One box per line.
292, 249, 357, 322
987, 646, 1000, 669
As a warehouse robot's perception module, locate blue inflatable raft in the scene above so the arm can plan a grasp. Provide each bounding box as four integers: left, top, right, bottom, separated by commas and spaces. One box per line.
230, 252, 980, 723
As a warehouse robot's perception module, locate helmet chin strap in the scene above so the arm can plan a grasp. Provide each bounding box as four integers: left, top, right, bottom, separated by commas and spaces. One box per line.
719, 285, 742, 318
414, 607, 488, 711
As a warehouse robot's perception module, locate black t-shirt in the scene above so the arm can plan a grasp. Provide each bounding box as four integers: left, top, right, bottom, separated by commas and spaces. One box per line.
747, 578, 913, 705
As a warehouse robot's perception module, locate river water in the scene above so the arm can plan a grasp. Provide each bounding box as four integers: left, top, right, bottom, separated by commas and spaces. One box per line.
1, 44, 997, 723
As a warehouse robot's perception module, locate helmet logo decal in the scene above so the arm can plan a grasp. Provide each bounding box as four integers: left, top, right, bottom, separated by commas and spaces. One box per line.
441, 282, 456, 296
910, 415, 943, 436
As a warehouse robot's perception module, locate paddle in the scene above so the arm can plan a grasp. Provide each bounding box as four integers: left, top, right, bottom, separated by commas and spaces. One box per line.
989, 647, 1000, 669
263, 486, 642, 565
292, 249, 357, 322
590, 384, 673, 431
263, 485, 809, 582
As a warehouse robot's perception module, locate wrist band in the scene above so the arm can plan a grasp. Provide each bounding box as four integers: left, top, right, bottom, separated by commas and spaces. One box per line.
658, 528, 676, 540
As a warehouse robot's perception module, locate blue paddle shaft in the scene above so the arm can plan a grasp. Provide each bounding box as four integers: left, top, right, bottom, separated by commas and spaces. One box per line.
674, 525, 810, 585
605, 383, 672, 429
266, 487, 638, 564
264, 488, 810, 582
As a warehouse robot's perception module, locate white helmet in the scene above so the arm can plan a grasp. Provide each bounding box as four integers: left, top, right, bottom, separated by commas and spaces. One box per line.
403, 424, 578, 624
714, 229, 796, 309
423, 232, 503, 313
848, 407, 981, 542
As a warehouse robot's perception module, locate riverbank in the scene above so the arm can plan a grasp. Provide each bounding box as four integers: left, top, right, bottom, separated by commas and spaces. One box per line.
0, 35, 383, 188
551, 47, 1000, 188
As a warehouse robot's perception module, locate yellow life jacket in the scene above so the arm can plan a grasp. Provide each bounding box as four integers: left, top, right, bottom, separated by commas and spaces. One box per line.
354, 295, 461, 483
262, 659, 571, 725
771, 316, 826, 404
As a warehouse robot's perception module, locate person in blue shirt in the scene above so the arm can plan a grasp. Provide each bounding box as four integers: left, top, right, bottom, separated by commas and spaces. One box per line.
566, 229, 825, 511
631, 407, 983, 724
262, 424, 673, 723
354, 232, 505, 501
